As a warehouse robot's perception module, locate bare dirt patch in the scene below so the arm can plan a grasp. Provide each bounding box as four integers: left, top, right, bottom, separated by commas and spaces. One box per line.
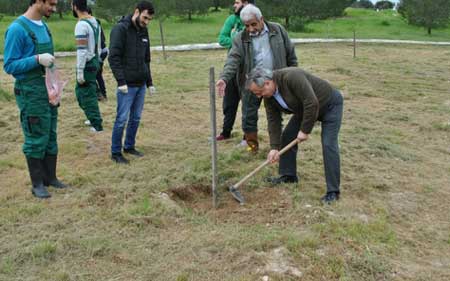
169, 184, 298, 226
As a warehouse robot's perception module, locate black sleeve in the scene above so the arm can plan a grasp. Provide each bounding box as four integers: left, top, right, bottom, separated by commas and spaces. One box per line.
145, 30, 153, 87
108, 24, 126, 86
100, 27, 106, 50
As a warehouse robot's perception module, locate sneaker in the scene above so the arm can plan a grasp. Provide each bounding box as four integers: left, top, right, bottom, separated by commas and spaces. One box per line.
123, 148, 144, 157
84, 120, 91, 126
89, 127, 103, 133
216, 134, 230, 141
321, 192, 340, 204
237, 139, 248, 147
111, 153, 129, 164
265, 175, 299, 185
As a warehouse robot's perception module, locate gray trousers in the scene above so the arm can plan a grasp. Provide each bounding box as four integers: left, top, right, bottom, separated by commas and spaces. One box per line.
279, 90, 343, 194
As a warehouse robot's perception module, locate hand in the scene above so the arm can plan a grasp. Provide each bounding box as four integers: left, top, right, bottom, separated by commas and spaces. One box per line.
118, 85, 128, 94
148, 86, 156, 96
215, 79, 226, 97
77, 70, 85, 85
297, 131, 309, 143
37, 53, 55, 67
267, 149, 280, 164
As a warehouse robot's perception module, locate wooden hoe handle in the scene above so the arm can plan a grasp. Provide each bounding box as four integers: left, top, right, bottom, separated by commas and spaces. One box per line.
232, 138, 300, 190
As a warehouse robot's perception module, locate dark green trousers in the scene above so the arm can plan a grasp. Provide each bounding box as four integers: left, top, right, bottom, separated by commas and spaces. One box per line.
75, 59, 103, 131
15, 77, 58, 159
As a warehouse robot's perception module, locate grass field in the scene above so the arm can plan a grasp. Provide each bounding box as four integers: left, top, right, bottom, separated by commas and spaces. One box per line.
0, 43, 449, 280
1, 8, 450, 53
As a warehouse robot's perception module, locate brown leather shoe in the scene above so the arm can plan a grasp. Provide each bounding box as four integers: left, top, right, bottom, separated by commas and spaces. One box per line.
244, 132, 259, 153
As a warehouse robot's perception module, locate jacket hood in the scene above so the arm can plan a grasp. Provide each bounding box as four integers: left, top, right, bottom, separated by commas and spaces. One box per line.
118, 15, 133, 27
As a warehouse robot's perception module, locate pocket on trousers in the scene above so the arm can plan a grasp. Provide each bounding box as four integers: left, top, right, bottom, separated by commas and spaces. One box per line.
27, 116, 41, 134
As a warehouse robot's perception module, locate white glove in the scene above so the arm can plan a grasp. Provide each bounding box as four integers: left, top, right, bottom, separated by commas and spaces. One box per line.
77, 69, 85, 85
37, 53, 55, 67
148, 86, 156, 96
118, 85, 128, 94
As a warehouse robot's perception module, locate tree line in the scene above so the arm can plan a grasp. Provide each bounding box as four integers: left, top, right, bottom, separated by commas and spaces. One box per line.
0, 0, 355, 29
1, 0, 450, 34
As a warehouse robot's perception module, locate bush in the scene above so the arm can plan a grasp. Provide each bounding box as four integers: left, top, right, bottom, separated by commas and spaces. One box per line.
375, 1, 394, 10
352, 0, 375, 9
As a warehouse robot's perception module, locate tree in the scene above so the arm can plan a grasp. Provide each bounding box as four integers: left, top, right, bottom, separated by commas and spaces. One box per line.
95, 0, 137, 22
172, 0, 210, 20
56, 0, 72, 19
258, 0, 355, 30
351, 0, 375, 8
211, 0, 230, 12
399, 0, 450, 35
315, 0, 356, 19
0, 0, 28, 15
375, 1, 394, 10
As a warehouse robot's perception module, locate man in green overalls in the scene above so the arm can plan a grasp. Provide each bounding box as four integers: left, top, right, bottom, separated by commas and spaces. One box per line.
72, 0, 103, 132
3, 0, 69, 198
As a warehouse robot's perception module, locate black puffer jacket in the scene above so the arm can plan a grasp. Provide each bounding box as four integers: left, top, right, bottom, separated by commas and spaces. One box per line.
108, 15, 152, 87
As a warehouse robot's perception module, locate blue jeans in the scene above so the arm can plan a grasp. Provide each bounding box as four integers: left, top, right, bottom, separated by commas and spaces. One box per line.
111, 85, 146, 154
279, 90, 343, 194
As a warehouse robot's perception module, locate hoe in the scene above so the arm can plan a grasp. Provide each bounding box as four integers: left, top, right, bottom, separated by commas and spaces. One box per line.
229, 138, 300, 204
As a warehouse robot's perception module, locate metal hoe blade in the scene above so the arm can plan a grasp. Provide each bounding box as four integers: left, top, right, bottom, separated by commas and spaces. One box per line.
229, 186, 245, 205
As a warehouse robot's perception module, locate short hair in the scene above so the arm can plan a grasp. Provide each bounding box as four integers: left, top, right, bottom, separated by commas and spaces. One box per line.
245, 67, 273, 89
73, 0, 89, 12
240, 4, 262, 22
29, 0, 45, 5
245, 0, 256, 4
136, 1, 155, 15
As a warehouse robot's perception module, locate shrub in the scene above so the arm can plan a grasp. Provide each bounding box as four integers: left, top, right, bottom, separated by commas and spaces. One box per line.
375, 1, 394, 10
352, 0, 375, 9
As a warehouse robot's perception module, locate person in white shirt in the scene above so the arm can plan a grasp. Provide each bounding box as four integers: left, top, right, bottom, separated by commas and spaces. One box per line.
72, 0, 103, 132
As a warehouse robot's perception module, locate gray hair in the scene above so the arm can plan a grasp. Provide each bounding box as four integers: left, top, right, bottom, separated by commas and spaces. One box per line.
240, 4, 263, 22
245, 67, 273, 89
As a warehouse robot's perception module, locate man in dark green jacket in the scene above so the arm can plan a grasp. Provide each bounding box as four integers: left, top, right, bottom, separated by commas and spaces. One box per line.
216, 4, 297, 153
216, 0, 254, 141
246, 67, 343, 204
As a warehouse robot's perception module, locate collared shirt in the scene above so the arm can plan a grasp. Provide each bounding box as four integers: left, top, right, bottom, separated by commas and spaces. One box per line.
251, 23, 273, 71
273, 88, 292, 111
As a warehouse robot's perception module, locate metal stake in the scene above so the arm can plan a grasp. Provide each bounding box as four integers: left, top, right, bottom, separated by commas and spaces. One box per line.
209, 67, 218, 208
159, 20, 167, 61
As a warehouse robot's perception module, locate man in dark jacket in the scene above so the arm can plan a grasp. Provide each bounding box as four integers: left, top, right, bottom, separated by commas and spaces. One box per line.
108, 1, 156, 164
216, 4, 297, 153
246, 67, 343, 204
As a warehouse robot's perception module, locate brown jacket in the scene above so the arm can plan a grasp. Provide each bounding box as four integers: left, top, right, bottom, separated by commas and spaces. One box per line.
265, 67, 334, 149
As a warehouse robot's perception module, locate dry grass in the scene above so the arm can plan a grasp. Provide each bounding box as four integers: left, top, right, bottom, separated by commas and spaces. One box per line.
0, 43, 449, 281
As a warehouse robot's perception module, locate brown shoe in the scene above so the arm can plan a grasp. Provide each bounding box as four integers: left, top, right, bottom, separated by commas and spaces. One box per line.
244, 132, 259, 153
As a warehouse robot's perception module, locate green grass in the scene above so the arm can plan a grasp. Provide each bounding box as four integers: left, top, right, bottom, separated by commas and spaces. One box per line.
294, 8, 450, 41
2, 8, 450, 54
1, 42, 450, 280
